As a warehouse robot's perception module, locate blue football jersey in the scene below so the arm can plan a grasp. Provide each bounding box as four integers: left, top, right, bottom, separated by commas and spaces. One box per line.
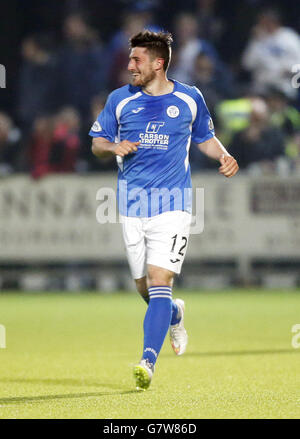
89, 80, 214, 217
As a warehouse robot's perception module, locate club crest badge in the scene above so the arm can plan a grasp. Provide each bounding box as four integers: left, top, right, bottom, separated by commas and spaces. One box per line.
208, 118, 214, 131
92, 121, 102, 132
167, 106, 180, 118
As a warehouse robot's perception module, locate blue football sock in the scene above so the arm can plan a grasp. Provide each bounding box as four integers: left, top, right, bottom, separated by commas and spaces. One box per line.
141, 291, 180, 324
142, 286, 172, 365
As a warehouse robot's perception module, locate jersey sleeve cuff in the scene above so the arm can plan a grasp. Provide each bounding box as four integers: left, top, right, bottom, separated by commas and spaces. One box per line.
88, 131, 115, 142
192, 131, 215, 144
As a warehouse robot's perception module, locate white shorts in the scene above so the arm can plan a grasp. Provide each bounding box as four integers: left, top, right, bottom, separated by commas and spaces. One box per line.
120, 210, 191, 279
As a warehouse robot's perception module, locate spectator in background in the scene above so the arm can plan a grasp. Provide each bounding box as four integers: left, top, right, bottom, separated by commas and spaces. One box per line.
57, 13, 106, 121
191, 52, 235, 115
107, 5, 160, 89
109, 2, 160, 55
18, 34, 58, 130
195, 0, 224, 45
229, 98, 285, 171
28, 116, 53, 178
242, 8, 300, 100
170, 12, 219, 84
0, 113, 23, 176
265, 87, 300, 167
29, 108, 80, 179
215, 95, 254, 145
289, 132, 300, 172
214, 91, 287, 146
265, 87, 300, 137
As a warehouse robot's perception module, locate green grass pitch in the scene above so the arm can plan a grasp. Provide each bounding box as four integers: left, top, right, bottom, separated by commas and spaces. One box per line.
0, 290, 299, 419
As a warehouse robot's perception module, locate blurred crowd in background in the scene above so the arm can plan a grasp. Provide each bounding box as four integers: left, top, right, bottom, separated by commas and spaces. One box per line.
1, 0, 300, 179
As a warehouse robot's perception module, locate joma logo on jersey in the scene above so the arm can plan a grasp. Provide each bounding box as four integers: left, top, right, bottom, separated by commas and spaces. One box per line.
146, 121, 165, 133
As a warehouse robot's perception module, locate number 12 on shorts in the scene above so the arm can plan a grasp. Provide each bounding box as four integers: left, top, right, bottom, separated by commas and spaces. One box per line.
170, 234, 188, 263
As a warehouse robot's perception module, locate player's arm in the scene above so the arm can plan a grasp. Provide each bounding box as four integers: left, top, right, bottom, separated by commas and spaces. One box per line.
197, 136, 239, 178
90, 91, 139, 159
91, 137, 140, 158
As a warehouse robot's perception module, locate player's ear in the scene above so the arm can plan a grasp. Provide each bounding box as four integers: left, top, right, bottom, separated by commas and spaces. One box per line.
155, 58, 164, 71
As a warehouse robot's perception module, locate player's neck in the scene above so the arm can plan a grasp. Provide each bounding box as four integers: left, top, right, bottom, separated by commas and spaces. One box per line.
142, 76, 174, 96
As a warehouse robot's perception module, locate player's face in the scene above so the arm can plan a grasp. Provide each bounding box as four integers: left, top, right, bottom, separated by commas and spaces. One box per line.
128, 47, 156, 87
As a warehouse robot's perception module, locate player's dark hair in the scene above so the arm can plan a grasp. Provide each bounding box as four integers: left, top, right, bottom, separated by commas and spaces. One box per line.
129, 30, 173, 72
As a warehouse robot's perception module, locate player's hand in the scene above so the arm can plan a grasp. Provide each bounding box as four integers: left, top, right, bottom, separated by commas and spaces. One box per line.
219, 154, 239, 178
114, 140, 140, 157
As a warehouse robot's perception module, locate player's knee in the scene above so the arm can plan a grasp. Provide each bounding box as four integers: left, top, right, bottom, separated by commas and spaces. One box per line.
147, 267, 174, 287
148, 279, 173, 287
